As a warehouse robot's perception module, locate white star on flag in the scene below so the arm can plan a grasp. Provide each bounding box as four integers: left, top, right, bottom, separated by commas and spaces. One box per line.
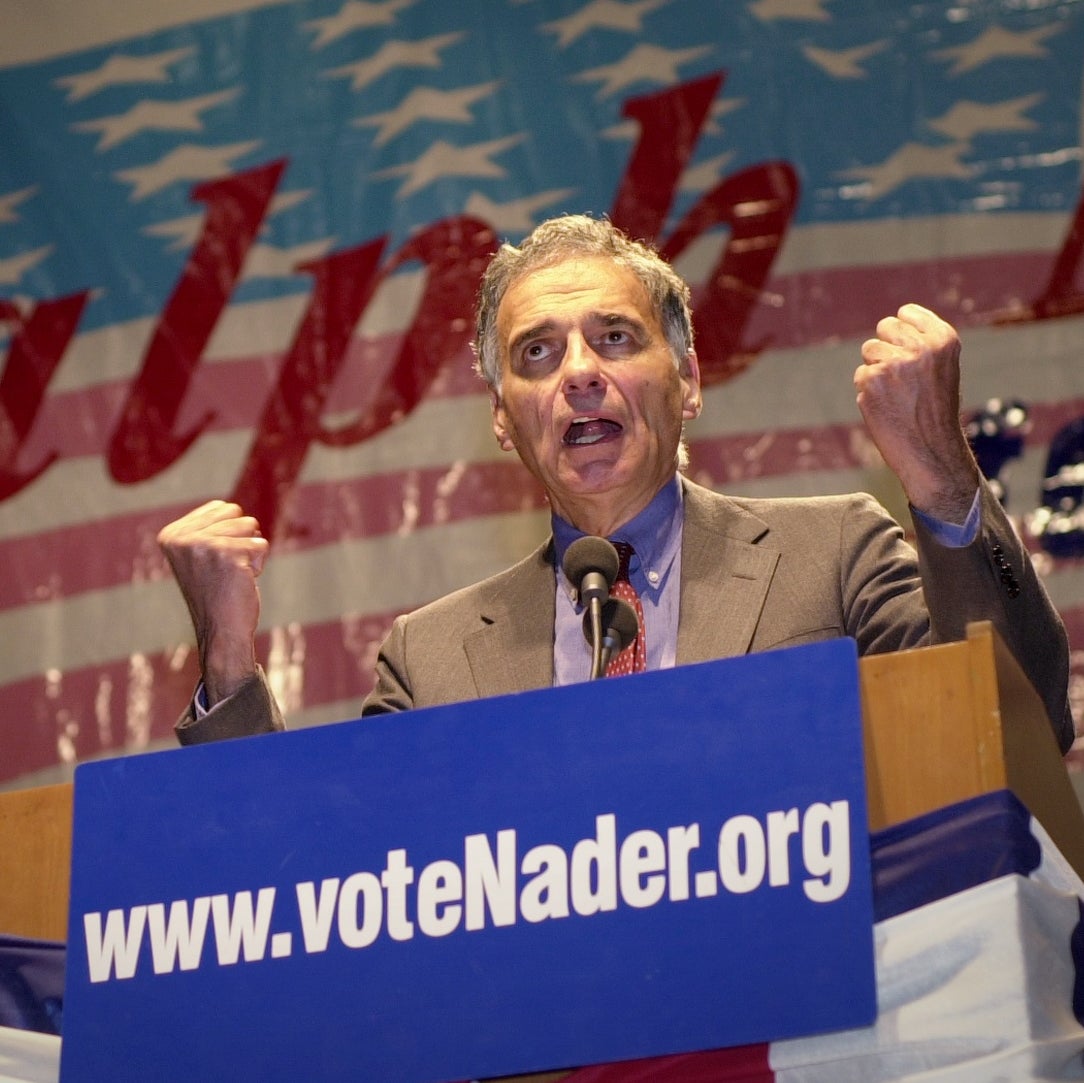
0, 186, 37, 224
323, 32, 465, 92
933, 24, 1062, 76
749, 0, 831, 22
542, 0, 671, 49
927, 94, 1043, 143
143, 190, 314, 251
837, 142, 974, 201
240, 239, 337, 281
354, 82, 501, 147
0, 245, 53, 286
115, 140, 263, 200
802, 41, 889, 80
572, 42, 713, 98
71, 89, 241, 152
371, 134, 524, 198
463, 188, 578, 233
54, 47, 195, 102
305, 0, 419, 49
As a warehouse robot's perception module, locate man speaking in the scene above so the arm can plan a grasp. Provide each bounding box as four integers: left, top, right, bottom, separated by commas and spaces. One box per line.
158, 214, 1073, 752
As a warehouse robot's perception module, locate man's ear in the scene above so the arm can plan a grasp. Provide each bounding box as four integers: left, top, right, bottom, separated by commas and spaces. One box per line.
490, 388, 516, 452
681, 349, 703, 421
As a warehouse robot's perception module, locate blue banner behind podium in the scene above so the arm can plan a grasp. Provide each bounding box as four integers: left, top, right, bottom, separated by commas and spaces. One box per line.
62, 640, 875, 1082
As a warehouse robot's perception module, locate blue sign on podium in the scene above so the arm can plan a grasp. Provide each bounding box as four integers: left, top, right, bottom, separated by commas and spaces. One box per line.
62, 640, 875, 1082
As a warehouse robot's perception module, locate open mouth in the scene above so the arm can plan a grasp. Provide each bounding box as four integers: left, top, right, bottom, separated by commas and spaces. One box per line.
564, 416, 623, 446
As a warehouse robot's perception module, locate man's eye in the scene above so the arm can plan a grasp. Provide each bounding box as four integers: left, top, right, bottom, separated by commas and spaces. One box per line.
523, 342, 551, 362
598, 329, 632, 349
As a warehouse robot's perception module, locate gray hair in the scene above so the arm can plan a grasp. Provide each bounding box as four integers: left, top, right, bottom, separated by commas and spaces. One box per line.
472, 214, 694, 391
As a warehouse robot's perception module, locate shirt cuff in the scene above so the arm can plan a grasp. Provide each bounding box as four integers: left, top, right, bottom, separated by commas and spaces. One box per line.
911, 487, 981, 548
193, 681, 209, 718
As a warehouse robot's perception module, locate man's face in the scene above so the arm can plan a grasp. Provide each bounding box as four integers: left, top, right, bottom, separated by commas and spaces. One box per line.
490, 256, 701, 532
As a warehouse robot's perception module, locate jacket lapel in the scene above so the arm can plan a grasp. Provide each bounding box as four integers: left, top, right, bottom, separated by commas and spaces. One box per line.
455, 480, 779, 694
677, 479, 779, 665
462, 540, 556, 699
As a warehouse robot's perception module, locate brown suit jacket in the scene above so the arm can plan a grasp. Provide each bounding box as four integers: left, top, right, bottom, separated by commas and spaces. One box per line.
176, 477, 1073, 752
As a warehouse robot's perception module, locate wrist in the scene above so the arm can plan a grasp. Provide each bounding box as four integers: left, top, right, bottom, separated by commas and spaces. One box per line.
900, 444, 980, 524
201, 635, 257, 706
908, 479, 978, 524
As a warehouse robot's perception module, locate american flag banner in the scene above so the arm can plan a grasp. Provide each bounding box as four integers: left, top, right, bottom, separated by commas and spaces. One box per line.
3, 0, 1084, 790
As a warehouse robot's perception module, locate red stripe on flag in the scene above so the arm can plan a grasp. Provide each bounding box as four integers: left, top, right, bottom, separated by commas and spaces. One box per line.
0, 649, 201, 782
12, 248, 1080, 469
560, 1043, 774, 1081
744, 250, 1060, 347
0, 460, 545, 608
6, 594, 1084, 787
6, 396, 1084, 608
0, 606, 398, 783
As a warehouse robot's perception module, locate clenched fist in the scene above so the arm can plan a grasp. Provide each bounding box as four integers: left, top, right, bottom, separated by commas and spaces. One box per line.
158, 500, 269, 706
855, 303, 979, 522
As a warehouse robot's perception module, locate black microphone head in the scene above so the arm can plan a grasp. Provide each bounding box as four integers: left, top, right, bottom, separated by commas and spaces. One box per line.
562, 536, 619, 597
602, 597, 640, 653
582, 597, 640, 653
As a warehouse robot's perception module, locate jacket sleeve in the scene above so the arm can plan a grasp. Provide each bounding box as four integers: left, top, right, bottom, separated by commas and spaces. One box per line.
173, 666, 286, 746
911, 478, 1074, 753
360, 613, 415, 715
838, 476, 1072, 754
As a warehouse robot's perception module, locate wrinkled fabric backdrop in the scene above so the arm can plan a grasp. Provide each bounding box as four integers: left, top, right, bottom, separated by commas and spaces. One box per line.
2, 0, 1084, 790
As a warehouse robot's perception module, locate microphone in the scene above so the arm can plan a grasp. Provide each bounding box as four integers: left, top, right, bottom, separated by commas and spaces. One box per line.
562, 536, 621, 680
562, 536, 619, 606
583, 597, 640, 676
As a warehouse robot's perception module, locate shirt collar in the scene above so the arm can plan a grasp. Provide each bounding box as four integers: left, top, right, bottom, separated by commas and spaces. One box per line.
552, 475, 683, 598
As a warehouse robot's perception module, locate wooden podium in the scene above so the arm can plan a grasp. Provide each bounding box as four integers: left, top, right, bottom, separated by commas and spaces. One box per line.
1, 622, 1080, 944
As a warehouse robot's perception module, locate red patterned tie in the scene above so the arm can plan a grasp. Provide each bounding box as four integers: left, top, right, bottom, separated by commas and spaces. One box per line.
607, 542, 647, 676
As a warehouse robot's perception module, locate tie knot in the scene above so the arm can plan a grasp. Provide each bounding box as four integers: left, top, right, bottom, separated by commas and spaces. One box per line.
612, 541, 635, 583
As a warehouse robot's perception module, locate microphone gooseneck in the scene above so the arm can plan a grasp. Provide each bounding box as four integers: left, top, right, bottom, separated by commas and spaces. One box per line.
587, 597, 640, 674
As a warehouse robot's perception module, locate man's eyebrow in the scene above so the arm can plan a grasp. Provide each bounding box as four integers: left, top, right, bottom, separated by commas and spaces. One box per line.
506, 311, 648, 356
595, 311, 646, 330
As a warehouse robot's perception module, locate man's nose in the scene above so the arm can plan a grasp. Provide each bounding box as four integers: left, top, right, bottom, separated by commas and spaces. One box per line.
561, 334, 604, 392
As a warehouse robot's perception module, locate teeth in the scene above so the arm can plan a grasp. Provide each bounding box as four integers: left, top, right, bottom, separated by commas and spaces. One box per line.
565, 416, 617, 446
